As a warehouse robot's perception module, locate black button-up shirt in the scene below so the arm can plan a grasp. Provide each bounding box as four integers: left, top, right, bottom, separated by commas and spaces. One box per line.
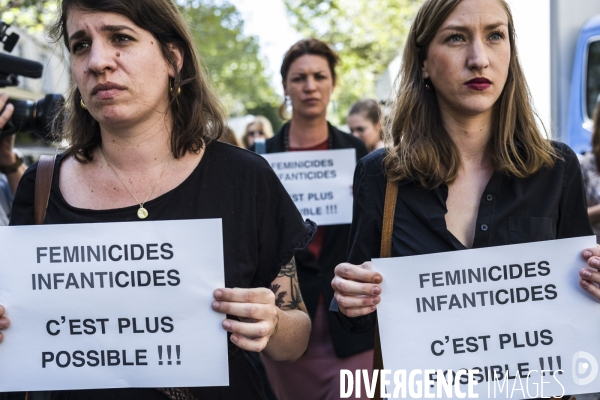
333, 141, 593, 341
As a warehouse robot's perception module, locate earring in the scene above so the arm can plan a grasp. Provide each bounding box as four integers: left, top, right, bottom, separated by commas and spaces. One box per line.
80, 97, 88, 110
285, 95, 292, 109
425, 83, 431, 92
169, 80, 181, 97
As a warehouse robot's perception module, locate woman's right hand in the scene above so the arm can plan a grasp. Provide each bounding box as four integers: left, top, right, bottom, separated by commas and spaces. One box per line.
332, 261, 383, 317
0, 305, 9, 343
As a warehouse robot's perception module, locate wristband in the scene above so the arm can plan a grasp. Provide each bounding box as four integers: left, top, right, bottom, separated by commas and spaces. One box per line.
0, 150, 24, 174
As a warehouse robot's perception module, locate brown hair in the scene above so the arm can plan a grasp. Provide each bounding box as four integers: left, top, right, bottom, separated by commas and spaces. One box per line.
348, 99, 382, 125
348, 99, 383, 145
218, 127, 241, 147
279, 38, 339, 120
384, 0, 556, 188
49, 0, 226, 162
592, 101, 600, 171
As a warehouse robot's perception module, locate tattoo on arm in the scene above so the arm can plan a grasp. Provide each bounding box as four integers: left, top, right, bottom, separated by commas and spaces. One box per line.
270, 257, 304, 310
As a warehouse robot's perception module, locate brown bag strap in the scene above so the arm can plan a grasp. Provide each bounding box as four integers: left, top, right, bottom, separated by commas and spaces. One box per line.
34, 155, 56, 225
373, 179, 398, 400
27, 155, 55, 400
380, 179, 399, 258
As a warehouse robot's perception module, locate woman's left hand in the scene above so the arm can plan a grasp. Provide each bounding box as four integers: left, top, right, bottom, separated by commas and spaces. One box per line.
580, 246, 600, 300
212, 288, 278, 352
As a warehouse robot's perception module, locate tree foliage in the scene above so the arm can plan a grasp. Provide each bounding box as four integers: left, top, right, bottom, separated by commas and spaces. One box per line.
1, 0, 58, 32
1, 0, 280, 118
179, 0, 279, 116
284, 0, 422, 124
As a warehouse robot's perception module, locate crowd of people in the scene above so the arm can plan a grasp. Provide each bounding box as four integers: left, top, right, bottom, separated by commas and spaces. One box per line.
0, 0, 600, 399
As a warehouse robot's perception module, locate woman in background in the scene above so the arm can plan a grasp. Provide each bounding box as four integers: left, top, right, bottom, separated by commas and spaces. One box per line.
242, 116, 273, 149
347, 99, 384, 152
580, 100, 600, 242
219, 126, 241, 147
258, 38, 369, 400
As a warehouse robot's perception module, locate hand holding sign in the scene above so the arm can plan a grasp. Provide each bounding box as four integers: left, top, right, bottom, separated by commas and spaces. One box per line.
0, 304, 8, 343
372, 236, 600, 398
580, 245, 600, 299
212, 287, 278, 353
332, 261, 383, 317
0, 220, 229, 391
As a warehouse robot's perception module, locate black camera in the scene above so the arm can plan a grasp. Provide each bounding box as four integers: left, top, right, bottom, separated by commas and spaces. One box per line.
2, 94, 65, 139
0, 22, 64, 140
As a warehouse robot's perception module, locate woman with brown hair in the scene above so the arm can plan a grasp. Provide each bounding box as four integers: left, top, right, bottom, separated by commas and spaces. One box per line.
257, 39, 370, 400
331, 0, 595, 356
347, 99, 384, 152
581, 100, 600, 242
0, 0, 314, 399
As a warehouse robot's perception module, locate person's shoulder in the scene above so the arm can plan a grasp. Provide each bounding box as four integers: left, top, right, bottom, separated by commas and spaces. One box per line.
265, 130, 285, 153
207, 140, 273, 171
18, 152, 66, 188
533, 141, 590, 186
549, 140, 579, 160
20, 163, 37, 185
208, 139, 263, 160
357, 148, 386, 174
546, 140, 581, 170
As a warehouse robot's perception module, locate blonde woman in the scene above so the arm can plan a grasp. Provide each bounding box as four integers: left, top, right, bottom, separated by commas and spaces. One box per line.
242, 116, 274, 149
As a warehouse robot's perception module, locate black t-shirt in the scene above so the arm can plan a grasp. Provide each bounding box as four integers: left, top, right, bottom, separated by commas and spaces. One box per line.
334, 141, 593, 332
10, 141, 315, 399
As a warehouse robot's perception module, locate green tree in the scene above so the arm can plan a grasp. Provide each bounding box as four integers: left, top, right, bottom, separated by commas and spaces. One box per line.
284, 0, 422, 124
1, 0, 281, 119
0, 0, 57, 32
179, 1, 280, 117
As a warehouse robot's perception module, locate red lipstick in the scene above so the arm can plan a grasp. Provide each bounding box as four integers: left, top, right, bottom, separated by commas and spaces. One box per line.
465, 77, 491, 91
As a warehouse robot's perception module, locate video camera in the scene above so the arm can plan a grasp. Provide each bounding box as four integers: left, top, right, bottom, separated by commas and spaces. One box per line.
0, 21, 64, 140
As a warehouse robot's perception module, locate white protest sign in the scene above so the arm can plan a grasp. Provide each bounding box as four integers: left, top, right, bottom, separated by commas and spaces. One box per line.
373, 236, 600, 399
262, 148, 356, 226
0, 219, 228, 391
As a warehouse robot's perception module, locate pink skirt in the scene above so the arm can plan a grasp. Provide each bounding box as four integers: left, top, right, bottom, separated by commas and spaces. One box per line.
262, 302, 374, 400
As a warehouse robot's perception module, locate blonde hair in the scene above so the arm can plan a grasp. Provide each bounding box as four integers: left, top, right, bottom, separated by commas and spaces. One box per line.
384, 0, 556, 188
242, 116, 274, 148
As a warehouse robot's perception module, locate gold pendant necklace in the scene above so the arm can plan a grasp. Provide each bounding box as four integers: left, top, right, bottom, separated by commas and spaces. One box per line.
101, 147, 171, 219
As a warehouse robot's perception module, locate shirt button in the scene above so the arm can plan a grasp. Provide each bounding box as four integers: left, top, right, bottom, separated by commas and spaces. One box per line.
481, 224, 489, 231
486, 194, 493, 201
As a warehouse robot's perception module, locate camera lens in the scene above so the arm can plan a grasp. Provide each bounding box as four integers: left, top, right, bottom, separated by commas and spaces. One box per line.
3, 94, 64, 140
